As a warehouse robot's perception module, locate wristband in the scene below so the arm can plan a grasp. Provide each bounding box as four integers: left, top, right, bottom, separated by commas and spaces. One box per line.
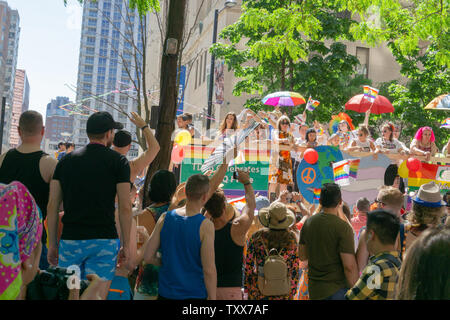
141, 125, 149, 130
243, 182, 251, 186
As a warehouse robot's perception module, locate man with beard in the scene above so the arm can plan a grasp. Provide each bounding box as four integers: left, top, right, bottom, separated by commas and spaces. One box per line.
47, 111, 132, 299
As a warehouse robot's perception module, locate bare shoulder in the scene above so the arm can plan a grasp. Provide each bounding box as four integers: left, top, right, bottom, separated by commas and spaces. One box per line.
200, 218, 215, 240
40, 155, 58, 183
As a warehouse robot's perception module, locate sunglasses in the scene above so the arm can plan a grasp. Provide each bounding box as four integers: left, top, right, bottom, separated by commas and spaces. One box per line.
281, 122, 289, 125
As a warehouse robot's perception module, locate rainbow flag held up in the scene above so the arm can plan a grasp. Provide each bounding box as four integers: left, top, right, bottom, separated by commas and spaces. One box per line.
306, 96, 320, 112
313, 188, 321, 203
333, 160, 350, 186
363, 85, 379, 103
440, 118, 450, 129
348, 159, 360, 179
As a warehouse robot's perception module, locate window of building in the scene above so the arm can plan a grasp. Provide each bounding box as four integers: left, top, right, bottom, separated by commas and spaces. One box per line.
99, 49, 108, 57
85, 56, 94, 64
109, 68, 117, 76
88, 18, 97, 27
100, 38, 108, 48
103, 2, 112, 10
203, 51, 207, 83
98, 58, 107, 66
112, 30, 120, 39
97, 75, 106, 83
84, 65, 93, 73
98, 67, 106, 75
356, 47, 370, 78
83, 74, 93, 82
86, 37, 96, 44
195, 59, 198, 89
101, 28, 109, 37
86, 47, 95, 55
89, 10, 97, 17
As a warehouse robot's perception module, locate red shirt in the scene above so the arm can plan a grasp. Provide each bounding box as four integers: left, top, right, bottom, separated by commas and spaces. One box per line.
351, 214, 367, 237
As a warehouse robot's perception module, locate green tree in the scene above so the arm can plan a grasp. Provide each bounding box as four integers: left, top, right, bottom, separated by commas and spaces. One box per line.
212, 0, 368, 123
371, 42, 450, 148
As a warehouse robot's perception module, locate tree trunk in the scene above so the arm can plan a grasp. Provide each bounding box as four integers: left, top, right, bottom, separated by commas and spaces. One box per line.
142, 0, 187, 208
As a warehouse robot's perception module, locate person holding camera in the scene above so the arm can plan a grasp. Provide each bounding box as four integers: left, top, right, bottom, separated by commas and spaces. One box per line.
203, 169, 256, 300
0, 181, 103, 300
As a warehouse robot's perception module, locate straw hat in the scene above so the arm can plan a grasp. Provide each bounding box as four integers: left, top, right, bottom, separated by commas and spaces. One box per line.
258, 202, 295, 230
413, 182, 446, 207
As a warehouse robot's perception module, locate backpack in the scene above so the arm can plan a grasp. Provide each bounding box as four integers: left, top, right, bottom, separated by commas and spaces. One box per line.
257, 238, 290, 297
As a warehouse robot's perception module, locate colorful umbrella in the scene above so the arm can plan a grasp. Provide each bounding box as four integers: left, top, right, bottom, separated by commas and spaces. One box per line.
424, 94, 450, 110
440, 118, 450, 129
345, 94, 394, 114
262, 91, 306, 107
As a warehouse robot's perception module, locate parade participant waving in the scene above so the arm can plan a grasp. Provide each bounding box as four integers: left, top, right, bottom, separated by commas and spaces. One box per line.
410, 126, 438, 161
268, 116, 295, 201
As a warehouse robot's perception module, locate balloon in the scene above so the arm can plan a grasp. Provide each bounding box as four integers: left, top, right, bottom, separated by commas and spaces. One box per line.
174, 130, 192, 146
171, 144, 185, 164
406, 157, 422, 172
398, 161, 409, 178
304, 148, 319, 164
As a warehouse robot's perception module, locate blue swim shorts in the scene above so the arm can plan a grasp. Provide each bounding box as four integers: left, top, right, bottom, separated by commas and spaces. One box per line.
58, 239, 120, 281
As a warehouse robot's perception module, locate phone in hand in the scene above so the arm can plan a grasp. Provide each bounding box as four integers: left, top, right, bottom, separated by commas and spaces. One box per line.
233, 171, 239, 180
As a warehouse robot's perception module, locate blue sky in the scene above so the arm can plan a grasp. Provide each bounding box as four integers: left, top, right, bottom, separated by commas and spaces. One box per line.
6, 0, 83, 120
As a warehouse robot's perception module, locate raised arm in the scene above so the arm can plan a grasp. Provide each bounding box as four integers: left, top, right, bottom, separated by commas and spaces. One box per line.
129, 112, 160, 178
47, 179, 63, 266
206, 147, 237, 200
232, 170, 256, 241
200, 219, 217, 300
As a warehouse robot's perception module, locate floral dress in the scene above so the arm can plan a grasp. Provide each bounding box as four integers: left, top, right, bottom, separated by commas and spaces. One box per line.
244, 230, 300, 300
269, 131, 294, 185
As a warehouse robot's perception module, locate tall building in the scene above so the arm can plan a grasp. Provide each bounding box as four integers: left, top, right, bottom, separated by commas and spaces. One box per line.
9, 69, 29, 148
72, 0, 143, 158
0, 1, 20, 151
43, 96, 74, 154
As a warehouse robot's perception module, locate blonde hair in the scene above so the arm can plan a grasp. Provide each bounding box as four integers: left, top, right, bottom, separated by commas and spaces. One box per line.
378, 186, 404, 210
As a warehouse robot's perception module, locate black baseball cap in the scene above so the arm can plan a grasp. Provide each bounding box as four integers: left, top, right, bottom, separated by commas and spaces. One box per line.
86, 111, 123, 134
113, 130, 132, 147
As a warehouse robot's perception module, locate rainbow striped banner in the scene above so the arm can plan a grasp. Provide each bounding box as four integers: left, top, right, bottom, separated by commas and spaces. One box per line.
182, 145, 271, 163
333, 160, 350, 186
349, 159, 360, 179
363, 85, 379, 103
313, 188, 321, 202
407, 162, 450, 192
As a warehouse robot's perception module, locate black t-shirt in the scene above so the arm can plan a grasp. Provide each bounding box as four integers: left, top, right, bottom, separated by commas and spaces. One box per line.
53, 143, 130, 240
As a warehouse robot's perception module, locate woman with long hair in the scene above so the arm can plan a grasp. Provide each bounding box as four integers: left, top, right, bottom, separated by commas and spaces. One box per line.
244, 202, 300, 300
375, 122, 408, 189
218, 112, 238, 139
395, 226, 450, 300
268, 116, 294, 201
410, 126, 439, 161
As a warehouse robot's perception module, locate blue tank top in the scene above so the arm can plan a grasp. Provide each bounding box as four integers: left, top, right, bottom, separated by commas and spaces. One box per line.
158, 210, 207, 299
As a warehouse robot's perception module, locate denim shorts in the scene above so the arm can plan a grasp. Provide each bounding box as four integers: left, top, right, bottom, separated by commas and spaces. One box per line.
58, 239, 120, 281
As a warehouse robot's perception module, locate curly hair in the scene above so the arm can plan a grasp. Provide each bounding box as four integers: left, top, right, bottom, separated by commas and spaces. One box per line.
253, 228, 297, 252
408, 202, 444, 226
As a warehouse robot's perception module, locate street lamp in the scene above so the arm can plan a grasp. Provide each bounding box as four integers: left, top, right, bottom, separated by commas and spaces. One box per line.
206, 0, 237, 136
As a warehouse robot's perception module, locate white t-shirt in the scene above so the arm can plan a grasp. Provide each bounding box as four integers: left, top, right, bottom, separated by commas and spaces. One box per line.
375, 137, 403, 152
292, 137, 306, 162
351, 139, 372, 152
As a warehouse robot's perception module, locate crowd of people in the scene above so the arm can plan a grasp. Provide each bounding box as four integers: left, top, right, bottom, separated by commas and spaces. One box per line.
0, 107, 449, 301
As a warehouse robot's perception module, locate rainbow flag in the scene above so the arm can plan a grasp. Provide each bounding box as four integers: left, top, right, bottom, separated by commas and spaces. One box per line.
440, 118, 450, 129
348, 159, 360, 179
363, 85, 379, 103
333, 160, 350, 186
313, 188, 321, 203
306, 96, 320, 112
